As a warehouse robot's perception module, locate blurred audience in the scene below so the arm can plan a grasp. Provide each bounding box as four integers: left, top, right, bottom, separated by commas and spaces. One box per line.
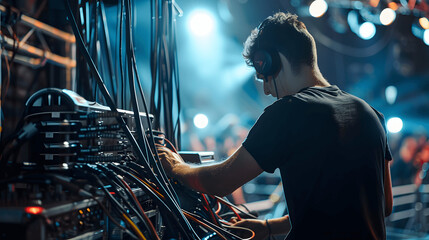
188, 113, 253, 205
391, 133, 429, 186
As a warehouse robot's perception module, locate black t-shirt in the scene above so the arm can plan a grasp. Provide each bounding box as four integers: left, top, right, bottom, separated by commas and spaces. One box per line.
243, 85, 392, 240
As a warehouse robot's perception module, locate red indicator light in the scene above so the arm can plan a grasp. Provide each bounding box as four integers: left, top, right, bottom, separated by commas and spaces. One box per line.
25, 206, 44, 215
109, 192, 115, 195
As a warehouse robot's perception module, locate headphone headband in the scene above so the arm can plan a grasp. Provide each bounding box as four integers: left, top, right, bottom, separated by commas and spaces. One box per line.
257, 18, 270, 33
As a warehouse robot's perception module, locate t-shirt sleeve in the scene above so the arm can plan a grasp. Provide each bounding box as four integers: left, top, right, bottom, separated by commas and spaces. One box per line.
242, 100, 295, 173
371, 107, 393, 161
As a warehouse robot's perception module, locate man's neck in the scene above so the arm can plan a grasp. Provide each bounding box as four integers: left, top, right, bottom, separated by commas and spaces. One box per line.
312, 67, 330, 87
290, 67, 329, 93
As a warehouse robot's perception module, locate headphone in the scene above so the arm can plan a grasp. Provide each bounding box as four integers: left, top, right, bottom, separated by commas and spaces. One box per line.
252, 19, 282, 80
253, 18, 281, 99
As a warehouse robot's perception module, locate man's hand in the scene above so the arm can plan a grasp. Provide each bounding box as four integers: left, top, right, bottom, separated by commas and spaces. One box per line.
232, 215, 291, 239
156, 145, 186, 177
231, 218, 269, 240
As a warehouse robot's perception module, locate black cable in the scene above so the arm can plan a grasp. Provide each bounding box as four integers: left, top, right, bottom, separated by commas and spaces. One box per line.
172, 25, 181, 149
49, 174, 137, 238
165, 0, 175, 144
80, 165, 144, 239
64, 0, 151, 180
89, 1, 98, 102
0, 122, 39, 176
92, 197, 139, 240
94, 0, 99, 67
125, 0, 168, 192
126, 161, 199, 239
214, 196, 258, 219
119, 0, 126, 109
127, 0, 182, 207
149, 0, 181, 148
127, 4, 180, 205
95, 163, 155, 238
124, 0, 147, 150
159, 4, 173, 143
115, 0, 122, 106
201, 193, 222, 227
64, 0, 171, 203
184, 210, 244, 240
111, 163, 172, 211
75, 1, 93, 100
99, 1, 117, 102
154, 0, 163, 131
134, 67, 153, 161
273, 76, 280, 100
65, 1, 197, 238
149, 0, 159, 123
111, 163, 196, 239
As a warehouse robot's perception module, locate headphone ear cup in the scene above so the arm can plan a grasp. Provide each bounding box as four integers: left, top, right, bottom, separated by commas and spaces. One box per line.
253, 49, 281, 77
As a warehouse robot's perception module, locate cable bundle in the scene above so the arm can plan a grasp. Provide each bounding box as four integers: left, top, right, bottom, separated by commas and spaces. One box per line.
149, 0, 182, 149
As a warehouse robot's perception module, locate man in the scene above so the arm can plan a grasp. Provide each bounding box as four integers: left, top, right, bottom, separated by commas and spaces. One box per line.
158, 12, 393, 240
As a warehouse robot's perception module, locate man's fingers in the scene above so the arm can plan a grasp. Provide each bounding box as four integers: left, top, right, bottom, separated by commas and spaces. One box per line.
155, 145, 168, 151
232, 221, 245, 227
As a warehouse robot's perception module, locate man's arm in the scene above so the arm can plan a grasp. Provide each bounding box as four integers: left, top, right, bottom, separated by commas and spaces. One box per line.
157, 145, 263, 196
384, 159, 393, 216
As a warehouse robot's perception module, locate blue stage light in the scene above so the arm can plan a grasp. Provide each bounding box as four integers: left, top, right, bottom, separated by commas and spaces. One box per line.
188, 9, 216, 37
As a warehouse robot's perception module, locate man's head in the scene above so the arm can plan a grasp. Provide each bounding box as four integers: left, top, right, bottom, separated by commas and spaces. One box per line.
243, 12, 318, 78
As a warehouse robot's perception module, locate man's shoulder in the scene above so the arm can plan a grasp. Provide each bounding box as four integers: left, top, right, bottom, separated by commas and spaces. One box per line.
261, 97, 304, 119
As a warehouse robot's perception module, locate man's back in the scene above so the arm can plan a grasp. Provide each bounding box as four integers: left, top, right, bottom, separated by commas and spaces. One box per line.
243, 85, 391, 239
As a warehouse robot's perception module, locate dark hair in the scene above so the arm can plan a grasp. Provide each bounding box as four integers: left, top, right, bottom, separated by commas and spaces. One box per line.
243, 12, 317, 74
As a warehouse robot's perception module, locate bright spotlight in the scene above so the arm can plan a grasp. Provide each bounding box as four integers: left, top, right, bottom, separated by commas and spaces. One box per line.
309, 0, 328, 18
387, 117, 403, 133
385, 85, 397, 105
424, 29, 429, 46
193, 114, 209, 129
188, 10, 215, 37
380, 8, 396, 26
359, 22, 376, 40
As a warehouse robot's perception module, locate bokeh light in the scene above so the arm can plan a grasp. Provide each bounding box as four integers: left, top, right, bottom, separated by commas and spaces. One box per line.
385, 85, 398, 104
193, 113, 209, 129
359, 22, 376, 40
379, 8, 396, 26
387, 117, 403, 133
309, 0, 328, 18
424, 29, 429, 46
188, 9, 216, 37
419, 17, 429, 30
